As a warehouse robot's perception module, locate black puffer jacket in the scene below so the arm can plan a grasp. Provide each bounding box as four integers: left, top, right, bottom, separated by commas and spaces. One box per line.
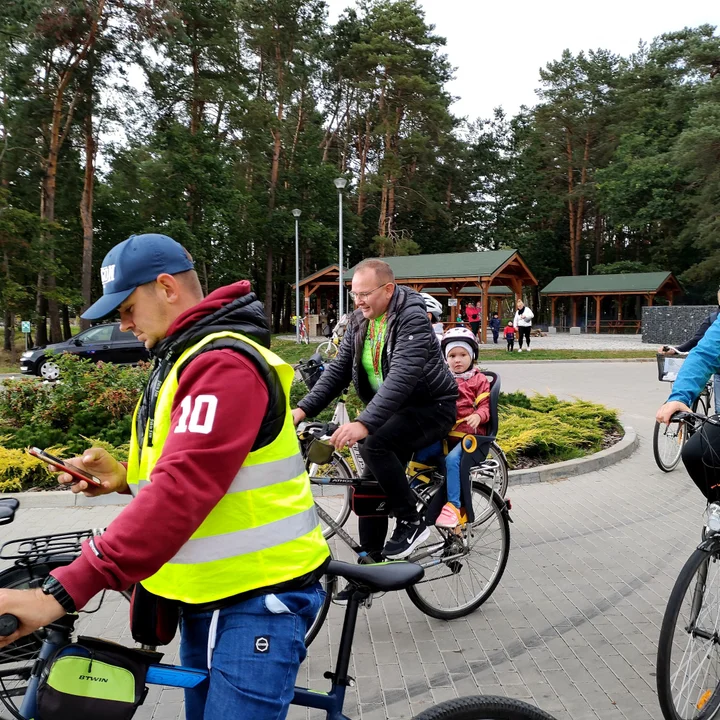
298, 285, 457, 432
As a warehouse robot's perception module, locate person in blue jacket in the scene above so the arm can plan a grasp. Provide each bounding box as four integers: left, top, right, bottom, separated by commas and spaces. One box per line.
657, 314, 720, 500
489, 312, 501, 344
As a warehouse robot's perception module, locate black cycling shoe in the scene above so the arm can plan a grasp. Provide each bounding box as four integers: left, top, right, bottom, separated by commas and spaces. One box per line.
382, 517, 430, 560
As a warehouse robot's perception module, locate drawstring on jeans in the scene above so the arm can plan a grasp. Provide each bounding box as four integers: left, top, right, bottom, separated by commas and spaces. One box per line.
206, 609, 220, 670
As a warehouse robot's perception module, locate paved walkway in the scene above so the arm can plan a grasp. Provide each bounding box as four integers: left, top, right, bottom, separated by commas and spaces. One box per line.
479, 333, 650, 352
0, 361, 699, 719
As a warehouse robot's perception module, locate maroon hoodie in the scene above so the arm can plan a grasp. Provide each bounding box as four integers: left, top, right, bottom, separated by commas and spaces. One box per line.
52, 282, 271, 609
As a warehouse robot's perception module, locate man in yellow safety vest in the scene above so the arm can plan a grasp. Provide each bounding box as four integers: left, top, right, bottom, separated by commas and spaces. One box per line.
0, 233, 329, 719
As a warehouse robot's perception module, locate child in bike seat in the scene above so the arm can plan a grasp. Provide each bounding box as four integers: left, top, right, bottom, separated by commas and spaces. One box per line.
414, 327, 490, 529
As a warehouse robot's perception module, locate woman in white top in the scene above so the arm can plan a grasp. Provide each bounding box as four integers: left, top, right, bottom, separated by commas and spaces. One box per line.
513, 300, 534, 352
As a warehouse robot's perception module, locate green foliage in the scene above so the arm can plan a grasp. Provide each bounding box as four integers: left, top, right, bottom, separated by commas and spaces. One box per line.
497, 392, 621, 465
592, 261, 662, 275
0, 354, 149, 457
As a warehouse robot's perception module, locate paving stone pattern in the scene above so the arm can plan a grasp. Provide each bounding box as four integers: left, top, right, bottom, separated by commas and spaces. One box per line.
0, 362, 701, 719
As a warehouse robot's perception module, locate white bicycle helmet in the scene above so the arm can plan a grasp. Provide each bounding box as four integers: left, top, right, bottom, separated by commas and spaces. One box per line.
441, 326, 479, 361
421, 293, 443, 321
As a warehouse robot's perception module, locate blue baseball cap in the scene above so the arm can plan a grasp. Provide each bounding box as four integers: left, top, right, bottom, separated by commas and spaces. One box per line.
82, 233, 194, 320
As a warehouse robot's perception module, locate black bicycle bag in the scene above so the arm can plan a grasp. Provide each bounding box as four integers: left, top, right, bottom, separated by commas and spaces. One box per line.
351, 481, 391, 517
36, 636, 161, 720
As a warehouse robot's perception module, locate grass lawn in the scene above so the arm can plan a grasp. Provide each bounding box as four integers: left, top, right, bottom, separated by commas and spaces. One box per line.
271, 337, 655, 365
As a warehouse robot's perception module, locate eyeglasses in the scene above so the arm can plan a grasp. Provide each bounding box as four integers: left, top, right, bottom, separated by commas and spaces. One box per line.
349, 283, 391, 302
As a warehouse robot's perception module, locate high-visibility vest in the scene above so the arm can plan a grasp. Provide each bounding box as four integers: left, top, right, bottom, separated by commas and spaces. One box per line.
126, 330, 328, 604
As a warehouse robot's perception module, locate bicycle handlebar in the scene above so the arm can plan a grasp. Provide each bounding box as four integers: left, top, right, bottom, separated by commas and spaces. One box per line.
671, 411, 720, 425
0, 614, 18, 637
297, 422, 339, 440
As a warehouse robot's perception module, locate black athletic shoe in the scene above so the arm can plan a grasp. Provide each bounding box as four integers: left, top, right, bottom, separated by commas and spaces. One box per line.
382, 518, 430, 560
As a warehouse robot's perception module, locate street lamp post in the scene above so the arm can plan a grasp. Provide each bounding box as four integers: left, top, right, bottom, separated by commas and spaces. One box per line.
585, 254, 591, 333
292, 208, 302, 344
334, 177, 347, 318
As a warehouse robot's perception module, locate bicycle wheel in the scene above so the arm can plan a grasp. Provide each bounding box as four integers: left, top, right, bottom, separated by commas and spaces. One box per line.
411, 694, 558, 719
0, 560, 131, 710
653, 419, 686, 472
694, 391, 711, 418
308, 452, 353, 540
304, 556, 335, 648
657, 543, 720, 720
406, 482, 510, 620
317, 340, 338, 361
470, 442, 509, 498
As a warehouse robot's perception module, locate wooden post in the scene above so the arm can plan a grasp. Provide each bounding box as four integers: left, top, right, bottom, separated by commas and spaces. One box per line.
571, 297, 578, 327
645, 293, 655, 306
667, 292, 674, 306
617, 295, 622, 321
304, 286, 310, 315
550, 297, 557, 326
480, 280, 490, 344
449, 284, 458, 323
594, 295, 603, 333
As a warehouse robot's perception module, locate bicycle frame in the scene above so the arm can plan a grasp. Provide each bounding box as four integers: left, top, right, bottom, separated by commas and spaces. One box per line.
330, 395, 365, 475
7, 589, 366, 720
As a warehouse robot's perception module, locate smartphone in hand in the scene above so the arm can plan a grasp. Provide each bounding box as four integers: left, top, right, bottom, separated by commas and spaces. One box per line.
27, 447, 102, 487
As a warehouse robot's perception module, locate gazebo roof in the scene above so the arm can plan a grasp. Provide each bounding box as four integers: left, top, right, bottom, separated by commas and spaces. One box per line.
423, 286, 512, 296
292, 263, 347, 290
345, 250, 537, 286
542, 272, 681, 296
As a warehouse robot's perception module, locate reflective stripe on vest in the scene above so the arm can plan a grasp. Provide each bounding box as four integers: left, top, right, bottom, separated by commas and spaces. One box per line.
126, 330, 329, 604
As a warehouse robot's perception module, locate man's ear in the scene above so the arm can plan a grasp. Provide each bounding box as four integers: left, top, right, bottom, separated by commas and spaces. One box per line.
155, 273, 181, 303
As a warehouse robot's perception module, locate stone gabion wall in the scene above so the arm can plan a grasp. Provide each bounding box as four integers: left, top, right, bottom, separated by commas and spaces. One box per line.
642, 305, 717, 345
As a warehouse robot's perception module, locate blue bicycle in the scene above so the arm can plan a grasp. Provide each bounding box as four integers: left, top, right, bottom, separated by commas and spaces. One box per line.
0, 501, 555, 720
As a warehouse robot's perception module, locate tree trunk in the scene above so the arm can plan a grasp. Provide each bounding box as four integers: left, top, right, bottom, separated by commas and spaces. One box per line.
61, 305, 72, 340
35, 293, 48, 347
80, 79, 96, 331
3, 310, 11, 353
565, 127, 578, 275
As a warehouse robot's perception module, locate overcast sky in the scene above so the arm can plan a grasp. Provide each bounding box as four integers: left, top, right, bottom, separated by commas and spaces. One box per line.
325, 0, 715, 121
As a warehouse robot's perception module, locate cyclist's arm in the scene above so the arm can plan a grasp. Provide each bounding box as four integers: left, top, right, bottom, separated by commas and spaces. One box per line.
51, 350, 268, 610
668, 316, 720, 408
297, 323, 354, 418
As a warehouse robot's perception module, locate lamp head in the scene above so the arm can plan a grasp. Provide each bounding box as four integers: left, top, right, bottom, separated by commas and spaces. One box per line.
334, 177, 347, 190
585, 254, 590, 260
292, 208, 301, 218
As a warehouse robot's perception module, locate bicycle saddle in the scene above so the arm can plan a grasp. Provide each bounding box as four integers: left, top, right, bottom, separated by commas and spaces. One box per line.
326, 560, 423, 592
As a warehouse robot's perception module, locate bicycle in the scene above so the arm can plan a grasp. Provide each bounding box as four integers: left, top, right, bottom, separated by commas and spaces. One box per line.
0, 501, 553, 720
292, 315, 310, 344
654, 353, 713, 472
0, 518, 132, 704
656, 411, 720, 720
296, 358, 509, 502
298, 422, 511, 644
317, 314, 349, 361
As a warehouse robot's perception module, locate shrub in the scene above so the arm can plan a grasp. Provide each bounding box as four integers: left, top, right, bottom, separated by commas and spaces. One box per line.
0, 354, 150, 457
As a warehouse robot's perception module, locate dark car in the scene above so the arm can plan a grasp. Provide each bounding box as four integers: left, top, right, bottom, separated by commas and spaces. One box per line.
20, 323, 150, 381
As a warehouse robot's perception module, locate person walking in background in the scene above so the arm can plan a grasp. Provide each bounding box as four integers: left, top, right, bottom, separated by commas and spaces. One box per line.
513, 299, 534, 352
504, 322, 515, 352
489, 312, 501, 344
465, 301, 479, 338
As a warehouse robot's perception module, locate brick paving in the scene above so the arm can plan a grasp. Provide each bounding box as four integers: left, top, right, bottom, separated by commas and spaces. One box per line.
0, 361, 698, 719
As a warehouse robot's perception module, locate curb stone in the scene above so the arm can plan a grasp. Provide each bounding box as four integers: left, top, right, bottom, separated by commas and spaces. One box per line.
4, 426, 638, 507
508, 424, 638, 486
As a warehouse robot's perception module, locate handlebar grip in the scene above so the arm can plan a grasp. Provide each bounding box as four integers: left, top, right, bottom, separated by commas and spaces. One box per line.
0, 614, 18, 637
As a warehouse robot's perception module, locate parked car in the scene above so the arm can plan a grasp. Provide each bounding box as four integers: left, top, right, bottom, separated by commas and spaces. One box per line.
20, 323, 150, 380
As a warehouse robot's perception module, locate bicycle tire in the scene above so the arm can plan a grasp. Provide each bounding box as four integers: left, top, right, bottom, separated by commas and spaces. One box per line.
406, 482, 510, 620
693, 392, 711, 418
470, 442, 509, 498
0, 560, 131, 710
411, 694, 558, 720
317, 340, 338, 361
657, 543, 720, 720
653, 419, 685, 472
304, 554, 335, 648
308, 452, 353, 540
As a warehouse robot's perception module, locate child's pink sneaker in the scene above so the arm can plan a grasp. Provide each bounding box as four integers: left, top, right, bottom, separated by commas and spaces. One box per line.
436, 502, 466, 529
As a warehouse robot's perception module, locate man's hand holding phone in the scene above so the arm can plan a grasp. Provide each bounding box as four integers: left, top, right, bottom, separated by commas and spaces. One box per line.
36, 447, 128, 496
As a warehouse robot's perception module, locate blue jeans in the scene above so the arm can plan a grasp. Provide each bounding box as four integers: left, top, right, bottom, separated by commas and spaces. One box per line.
180, 583, 324, 719
415, 441, 462, 507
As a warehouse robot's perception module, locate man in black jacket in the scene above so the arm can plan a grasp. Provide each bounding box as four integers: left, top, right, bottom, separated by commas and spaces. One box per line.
292, 259, 457, 560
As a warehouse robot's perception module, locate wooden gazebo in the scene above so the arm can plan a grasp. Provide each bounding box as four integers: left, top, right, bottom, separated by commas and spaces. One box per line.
421, 286, 514, 319
345, 250, 537, 342
541, 272, 682, 333
292, 264, 347, 316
